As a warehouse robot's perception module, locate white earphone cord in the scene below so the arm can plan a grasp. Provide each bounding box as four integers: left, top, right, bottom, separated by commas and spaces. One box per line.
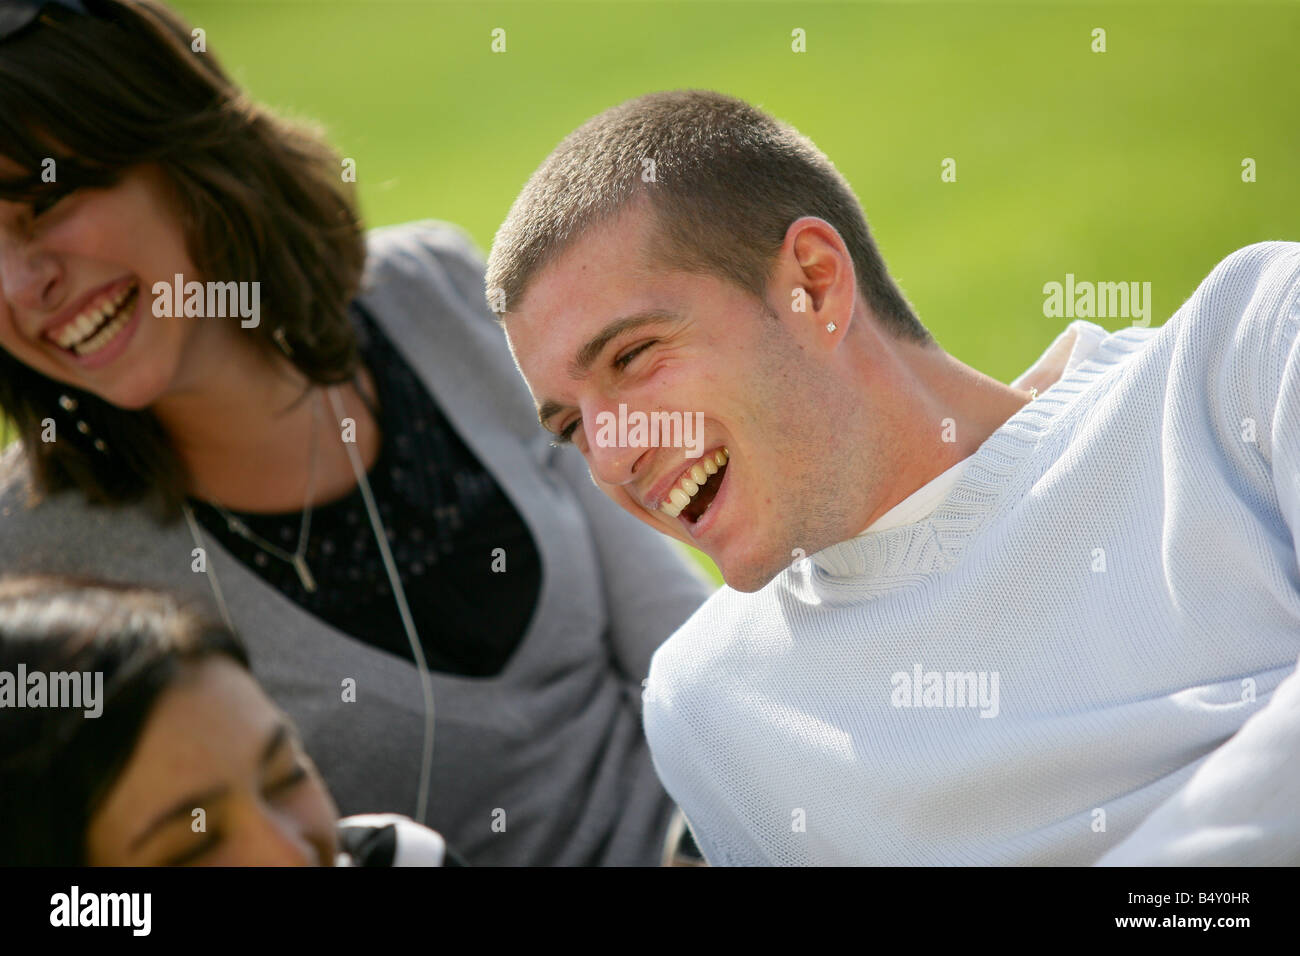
327, 385, 436, 826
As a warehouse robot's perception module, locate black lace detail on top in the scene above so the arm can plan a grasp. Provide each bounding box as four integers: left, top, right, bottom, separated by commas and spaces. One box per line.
188, 302, 542, 677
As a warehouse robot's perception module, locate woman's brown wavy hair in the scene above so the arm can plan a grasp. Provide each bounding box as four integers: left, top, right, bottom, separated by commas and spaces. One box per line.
0, 0, 366, 516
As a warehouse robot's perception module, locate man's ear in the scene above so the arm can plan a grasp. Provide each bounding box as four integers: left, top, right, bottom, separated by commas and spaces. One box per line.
777, 216, 857, 344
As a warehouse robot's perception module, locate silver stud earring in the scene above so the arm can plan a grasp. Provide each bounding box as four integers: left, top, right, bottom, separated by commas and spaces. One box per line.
826, 322, 837, 333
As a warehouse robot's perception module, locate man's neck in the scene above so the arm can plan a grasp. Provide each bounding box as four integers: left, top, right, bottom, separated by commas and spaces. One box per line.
850, 335, 1041, 532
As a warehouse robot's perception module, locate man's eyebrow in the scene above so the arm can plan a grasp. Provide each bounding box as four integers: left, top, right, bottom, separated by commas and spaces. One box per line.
535, 311, 681, 431
569, 311, 679, 378
537, 399, 566, 430
126, 722, 292, 852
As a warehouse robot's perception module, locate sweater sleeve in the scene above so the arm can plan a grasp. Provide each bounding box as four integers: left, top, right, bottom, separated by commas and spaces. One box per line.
1095, 651, 1300, 866
1229, 242, 1300, 572
1272, 309, 1300, 569
1220, 243, 1300, 570
1096, 244, 1300, 866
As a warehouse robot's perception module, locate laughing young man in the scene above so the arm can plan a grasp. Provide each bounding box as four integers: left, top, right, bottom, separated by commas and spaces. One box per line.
487, 90, 1300, 865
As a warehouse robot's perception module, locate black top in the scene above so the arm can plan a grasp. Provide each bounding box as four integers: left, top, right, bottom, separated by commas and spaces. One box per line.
188, 303, 542, 677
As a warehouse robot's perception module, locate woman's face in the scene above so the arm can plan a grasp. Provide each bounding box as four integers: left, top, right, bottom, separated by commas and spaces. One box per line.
85, 656, 340, 866
0, 159, 218, 410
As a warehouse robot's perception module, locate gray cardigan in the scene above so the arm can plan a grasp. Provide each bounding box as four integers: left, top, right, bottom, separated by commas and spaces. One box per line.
0, 221, 712, 866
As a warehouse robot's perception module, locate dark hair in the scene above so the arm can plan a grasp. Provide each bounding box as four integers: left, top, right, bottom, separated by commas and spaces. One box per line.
0, 0, 366, 514
0, 574, 249, 865
486, 89, 927, 343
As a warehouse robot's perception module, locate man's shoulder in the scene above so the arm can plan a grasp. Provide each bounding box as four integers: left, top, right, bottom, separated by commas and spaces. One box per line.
1201, 241, 1300, 296
1068, 243, 1300, 366
1156, 242, 1300, 415
1059, 243, 1300, 408
1172, 241, 1300, 345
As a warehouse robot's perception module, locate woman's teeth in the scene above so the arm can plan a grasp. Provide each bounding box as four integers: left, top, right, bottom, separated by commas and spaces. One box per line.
660, 447, 729, 519
73, 292, 137, 356
54, 284, 138, 353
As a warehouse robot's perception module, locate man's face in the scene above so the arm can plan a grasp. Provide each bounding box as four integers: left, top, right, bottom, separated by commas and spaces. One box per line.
506, 204, 867, 592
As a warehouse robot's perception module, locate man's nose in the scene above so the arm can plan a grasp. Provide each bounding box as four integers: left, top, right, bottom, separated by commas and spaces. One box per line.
582, 397, 648, 488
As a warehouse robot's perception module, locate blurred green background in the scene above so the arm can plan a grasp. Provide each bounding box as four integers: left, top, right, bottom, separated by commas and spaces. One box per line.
8, 1, 1300, 583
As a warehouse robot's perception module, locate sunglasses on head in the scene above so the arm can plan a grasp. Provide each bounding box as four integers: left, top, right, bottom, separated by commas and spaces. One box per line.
0, 0, 89, 43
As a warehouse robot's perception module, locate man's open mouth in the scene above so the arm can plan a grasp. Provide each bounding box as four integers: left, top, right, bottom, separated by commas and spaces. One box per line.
48, 282, 139, 357
658, 447, 729, 523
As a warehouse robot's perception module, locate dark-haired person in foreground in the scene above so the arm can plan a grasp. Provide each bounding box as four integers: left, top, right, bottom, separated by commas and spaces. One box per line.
0, 1, 710, 865
0, 575, 459, 866
488, 89, 1300, 865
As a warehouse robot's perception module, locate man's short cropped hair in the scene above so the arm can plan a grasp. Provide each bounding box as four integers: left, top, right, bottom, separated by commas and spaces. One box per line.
486, 89, 928, 343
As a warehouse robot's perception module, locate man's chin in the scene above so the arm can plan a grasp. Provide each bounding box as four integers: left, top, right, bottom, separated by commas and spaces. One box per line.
716, 554, 790, 593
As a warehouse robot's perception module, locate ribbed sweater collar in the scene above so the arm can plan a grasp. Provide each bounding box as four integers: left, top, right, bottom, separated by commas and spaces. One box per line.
809, 327, 1153, 587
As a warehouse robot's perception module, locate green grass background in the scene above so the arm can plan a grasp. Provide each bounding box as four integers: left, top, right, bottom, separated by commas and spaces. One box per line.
10, 1, 1300, 584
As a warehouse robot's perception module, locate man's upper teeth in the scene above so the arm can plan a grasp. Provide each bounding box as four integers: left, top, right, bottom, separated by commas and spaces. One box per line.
660, 447, 729, 518
54, 284, 135, 349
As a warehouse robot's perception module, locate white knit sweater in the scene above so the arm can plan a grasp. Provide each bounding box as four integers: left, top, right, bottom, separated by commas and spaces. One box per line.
643, 242, 1300, 866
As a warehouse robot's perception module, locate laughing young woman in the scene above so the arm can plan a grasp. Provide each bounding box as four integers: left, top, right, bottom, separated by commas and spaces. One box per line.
0, 0, 710, 865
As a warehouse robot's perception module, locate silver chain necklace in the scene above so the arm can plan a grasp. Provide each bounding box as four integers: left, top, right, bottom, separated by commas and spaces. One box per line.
200, 389, 323, 593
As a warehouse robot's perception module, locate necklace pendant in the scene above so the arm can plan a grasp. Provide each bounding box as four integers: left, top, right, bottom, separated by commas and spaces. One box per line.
293, 554, 317, 593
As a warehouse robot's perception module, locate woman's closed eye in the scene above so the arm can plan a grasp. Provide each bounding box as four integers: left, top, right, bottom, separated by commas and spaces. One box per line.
162, 830, 221, 867
265, 763, 309, 797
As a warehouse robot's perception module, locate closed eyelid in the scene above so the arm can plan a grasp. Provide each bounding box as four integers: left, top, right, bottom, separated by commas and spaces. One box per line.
539, 330, 666, 441
550, 416, 582, 446
163, 832, 221, 867
569, 311, 681, 378
614, 340, 655, 368
266, 764, 309, 794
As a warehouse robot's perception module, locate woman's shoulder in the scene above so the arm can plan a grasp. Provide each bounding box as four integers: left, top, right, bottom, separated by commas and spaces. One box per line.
0, 444, 74, 564
354, 220, 542, 442
0, 443, 41, 531
0, 443, 171, 570
359, 219, 492, 321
